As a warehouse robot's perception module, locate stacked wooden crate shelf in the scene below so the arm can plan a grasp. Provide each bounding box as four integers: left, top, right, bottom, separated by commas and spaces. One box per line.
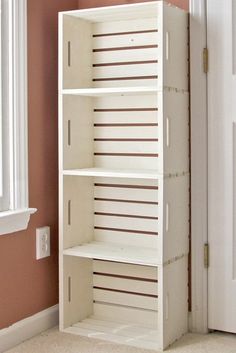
59, 1, 189, 350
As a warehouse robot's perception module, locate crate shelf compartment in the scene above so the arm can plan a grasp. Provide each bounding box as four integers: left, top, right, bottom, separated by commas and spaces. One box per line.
62, 90, 189, 175
59, 1, 188, 91
62, 175, 189, 265
61, 256, 188, 350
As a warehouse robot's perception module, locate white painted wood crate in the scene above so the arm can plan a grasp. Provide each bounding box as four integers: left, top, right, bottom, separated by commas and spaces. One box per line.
59, 1, 189, 350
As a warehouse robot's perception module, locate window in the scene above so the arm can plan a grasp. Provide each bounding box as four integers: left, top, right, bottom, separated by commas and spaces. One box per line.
0, 0, 36, 235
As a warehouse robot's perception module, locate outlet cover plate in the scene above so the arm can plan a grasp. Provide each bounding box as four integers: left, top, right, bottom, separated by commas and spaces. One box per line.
36, 226, 50, 260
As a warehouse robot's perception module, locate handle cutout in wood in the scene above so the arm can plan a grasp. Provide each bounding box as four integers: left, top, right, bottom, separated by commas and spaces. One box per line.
68, 200, 71, 226
68, 120, 71, 146
165, 32, 170, 61
233, 123, 236, 278
68, 276, 71, 302
165, 203, 169, 232
165, 293, 169, 320
233, 2, 236, 74
166, 117, 170, 147
67, 41, 71, 67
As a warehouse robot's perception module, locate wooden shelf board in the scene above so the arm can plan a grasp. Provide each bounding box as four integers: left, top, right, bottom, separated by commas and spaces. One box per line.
63, 241, 160, 266
63, 168, 161, 179
64, 316, 159, 350
61, 87, 158, 97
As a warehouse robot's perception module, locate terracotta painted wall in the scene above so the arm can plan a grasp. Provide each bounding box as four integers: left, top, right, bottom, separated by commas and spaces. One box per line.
0, 0, 78, 330
0, 0, 188, 330
78, 0, 188, 11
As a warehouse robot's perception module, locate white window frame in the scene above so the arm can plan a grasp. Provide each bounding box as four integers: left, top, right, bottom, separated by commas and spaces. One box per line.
0, 0, 36, 235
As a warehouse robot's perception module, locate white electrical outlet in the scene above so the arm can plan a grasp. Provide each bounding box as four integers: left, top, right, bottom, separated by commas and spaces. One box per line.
36, 226, 50, 260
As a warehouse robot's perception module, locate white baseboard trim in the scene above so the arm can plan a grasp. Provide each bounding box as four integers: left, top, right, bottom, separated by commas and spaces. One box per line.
0, 304, 59, 353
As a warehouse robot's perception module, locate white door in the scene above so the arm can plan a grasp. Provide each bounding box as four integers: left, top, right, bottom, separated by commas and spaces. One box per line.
208, 0, 236, 332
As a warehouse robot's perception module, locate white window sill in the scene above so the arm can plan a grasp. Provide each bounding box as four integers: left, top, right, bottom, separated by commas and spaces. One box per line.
0, 208, 37, 235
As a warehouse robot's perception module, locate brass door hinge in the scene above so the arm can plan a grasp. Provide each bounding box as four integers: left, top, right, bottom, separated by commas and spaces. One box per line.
203, 47, 208, 73
204, 243, 209, 268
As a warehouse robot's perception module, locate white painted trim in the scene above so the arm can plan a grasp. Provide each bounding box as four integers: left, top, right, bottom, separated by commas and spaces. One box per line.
190, 0, 208, 333
9, 0, 28, 210
0, 0, 37, 234
0, 208, 37, 235
0, 305, 59, 353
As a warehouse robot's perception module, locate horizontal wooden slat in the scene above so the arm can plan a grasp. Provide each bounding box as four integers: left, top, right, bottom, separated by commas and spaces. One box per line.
93, 272, 157, 283
93, 64, 158, 81
94, 94, 158, 109
95, 156, 159, 169
94, 141, 159, 154
94, 177, 159, 187
93, 78, 158, 88
93, 31, 158, 50
93, 288, 158, 310
93, 47, 158, 65
93, 274, 158, 295
93, 303, 158, 328
93, 260, 158, 280
94, 228, 158, 248
94, 185, 158, 203
94, 126, 158, 139
92, 17, 158, 36
94, 199, 159, 216
94, 214, 158, 233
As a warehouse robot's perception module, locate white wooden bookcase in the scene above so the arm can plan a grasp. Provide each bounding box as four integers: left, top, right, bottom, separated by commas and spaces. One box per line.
59, 1, 189, 350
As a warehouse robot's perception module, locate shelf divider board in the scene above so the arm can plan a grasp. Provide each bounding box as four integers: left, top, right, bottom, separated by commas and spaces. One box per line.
63, 241, 160, 267
62, 86, 158, 96
63, 168, 161, 179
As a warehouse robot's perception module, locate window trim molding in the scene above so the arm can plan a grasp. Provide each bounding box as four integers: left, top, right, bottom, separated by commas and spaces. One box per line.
0, 0, 36, 235
10, 0, 28, 209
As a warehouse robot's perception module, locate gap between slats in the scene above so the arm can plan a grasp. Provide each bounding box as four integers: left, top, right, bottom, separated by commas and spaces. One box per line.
93, 60, 158, 67
94, 198, 158, 205
93, 29, 158, 38
94, 212, 158, 220
94, 226, 158, 236
94, 183, 158, 190
93, 45, 158, 53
